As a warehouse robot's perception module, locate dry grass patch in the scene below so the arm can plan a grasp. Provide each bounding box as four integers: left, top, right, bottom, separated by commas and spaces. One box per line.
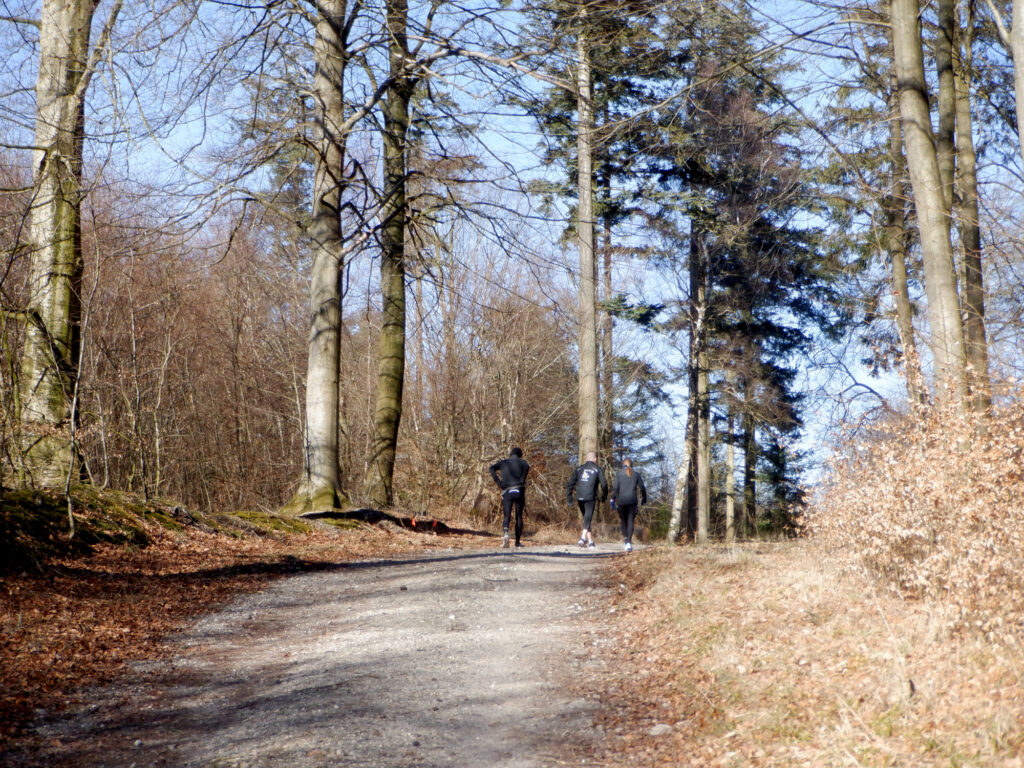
588, 541, 1024, 767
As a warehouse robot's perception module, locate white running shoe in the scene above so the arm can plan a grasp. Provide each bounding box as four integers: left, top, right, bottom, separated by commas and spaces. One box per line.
624, 542, 633, 552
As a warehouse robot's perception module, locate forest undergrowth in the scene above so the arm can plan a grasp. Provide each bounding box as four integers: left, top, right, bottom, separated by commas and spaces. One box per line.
582, 400, 1024, 766
814, 397, 1024, 640
589, 542, 1023, 767
6, 413, 1024, 768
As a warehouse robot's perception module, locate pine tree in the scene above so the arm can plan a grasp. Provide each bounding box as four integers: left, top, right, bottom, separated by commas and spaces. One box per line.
631, 2, 846, 538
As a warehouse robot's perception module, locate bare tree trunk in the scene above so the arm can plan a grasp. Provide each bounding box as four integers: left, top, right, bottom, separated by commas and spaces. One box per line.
684, 377, 698, 538
885, 79, 927, 404
412, 277, 424, 435
18, 0, 120, 488
666, 446, 690, 543
742, 406, 756, 538
953, 21, 991, 412
364, 0, 413, 508
576, 14, 599, 461
600, 177, 614, 463
696, 357, 710, 544
891, 0, 969, 404
1013, 0, 1024, 169
282, 0, 351, 515
935, 0, 956, 208
691, 230, 709, 545
126, 260, 149, 499
725, 411, 735, 544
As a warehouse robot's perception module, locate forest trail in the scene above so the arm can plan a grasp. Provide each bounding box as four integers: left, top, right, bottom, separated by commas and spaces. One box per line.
5, 544, 618, 768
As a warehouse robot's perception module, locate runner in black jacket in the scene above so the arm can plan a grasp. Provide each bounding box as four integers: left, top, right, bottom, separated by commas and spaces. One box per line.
489, 447, 530, 548
611, 457, 646, 552
566, 451, 608, 548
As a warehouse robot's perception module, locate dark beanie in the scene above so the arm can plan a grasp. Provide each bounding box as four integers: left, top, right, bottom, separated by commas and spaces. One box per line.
511, 447, 522, 457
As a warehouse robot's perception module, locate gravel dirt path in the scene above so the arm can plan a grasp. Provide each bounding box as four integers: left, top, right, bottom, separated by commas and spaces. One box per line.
6, 543, 618, 767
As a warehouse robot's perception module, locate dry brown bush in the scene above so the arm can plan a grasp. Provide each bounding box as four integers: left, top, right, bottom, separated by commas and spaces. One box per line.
811, 395, 1024, 639
588, 542, 1024, 767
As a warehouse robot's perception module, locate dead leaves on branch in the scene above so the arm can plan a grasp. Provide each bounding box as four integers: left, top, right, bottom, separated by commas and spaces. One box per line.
812, 397, 1024, 640
586, 544, 1024, 767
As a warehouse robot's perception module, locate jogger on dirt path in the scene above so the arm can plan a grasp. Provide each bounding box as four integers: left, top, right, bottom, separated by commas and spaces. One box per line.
489, 447, 530, 548
566, 451, 608, 549
611, 457, 646, 552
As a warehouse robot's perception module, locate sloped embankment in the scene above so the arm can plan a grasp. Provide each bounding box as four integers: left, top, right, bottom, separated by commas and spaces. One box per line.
583, 541, 1024, 767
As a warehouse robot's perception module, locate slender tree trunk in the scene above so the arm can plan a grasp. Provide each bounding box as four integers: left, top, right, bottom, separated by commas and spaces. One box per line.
364, 0, 413, 508
891, 0, 969, 404
1013, 0, 1024, 169
696, 357, 710, 544
691, 230, 710, 545
412, 277, 424, 434
666, 445, 691, 543
935, 0, 956, 208
599, 175, 614, 463
725, 411, 735, 544
442, 263, 458, 478
953, 21, 991, 412
576, 15, 599, 461
282, 0, 351, 515
885, 79, 927, 404
684, 378, 698, 538
742, 405, 756, 538
18, 0, 109, 488
127, 268, 149, 499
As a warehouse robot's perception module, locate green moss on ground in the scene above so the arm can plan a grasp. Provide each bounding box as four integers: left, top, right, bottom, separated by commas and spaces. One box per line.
278, 484, 349, 518
0, 487, 211, 573
318, 517, 362, 530
228, 510, 313, 534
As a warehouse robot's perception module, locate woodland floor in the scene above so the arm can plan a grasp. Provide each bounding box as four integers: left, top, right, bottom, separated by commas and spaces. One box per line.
2, 511, 1023, 767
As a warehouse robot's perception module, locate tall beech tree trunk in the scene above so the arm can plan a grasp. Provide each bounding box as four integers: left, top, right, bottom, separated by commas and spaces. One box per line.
1013, 0, 1024, 169
283, 0, 351, 515
19, 0, 120, 488
576, 14, 599, 461
885, 79, 927, 404
954, 22, 991, 412
890, 0, 969, 405
364, 0, 414, 507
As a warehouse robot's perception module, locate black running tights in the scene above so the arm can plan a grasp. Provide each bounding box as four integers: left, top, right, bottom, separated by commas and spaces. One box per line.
577, 499, 597, 532
502, 490, 525, 541
617, 503, 638, 544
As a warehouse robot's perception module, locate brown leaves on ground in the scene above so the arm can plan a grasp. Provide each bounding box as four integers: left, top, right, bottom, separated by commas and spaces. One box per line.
0, 505, 491, 752
583, 541, 1024, 767
9, 493, 1023, 767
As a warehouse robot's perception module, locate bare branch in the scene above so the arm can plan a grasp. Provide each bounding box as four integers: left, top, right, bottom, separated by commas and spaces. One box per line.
981, 0, 1012, 48
0, 15, 40, 28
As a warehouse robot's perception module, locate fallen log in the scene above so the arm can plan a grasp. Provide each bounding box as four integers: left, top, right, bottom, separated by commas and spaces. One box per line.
301, 508, 477, 535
